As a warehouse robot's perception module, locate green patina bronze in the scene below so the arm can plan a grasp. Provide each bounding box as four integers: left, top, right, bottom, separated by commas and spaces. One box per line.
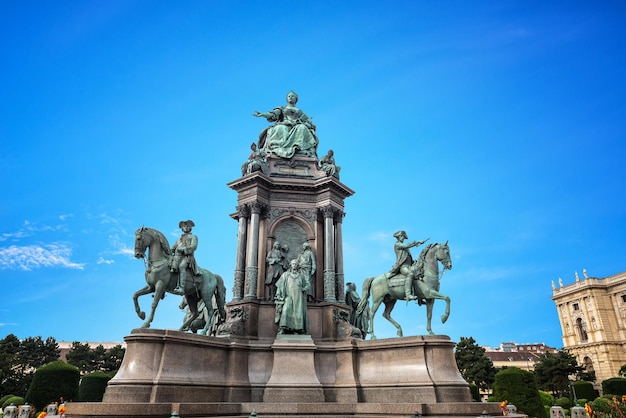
252, 91, 318, 159
133, 226, 226, 335
274, 259, 310, 334
357, 241, 453, 339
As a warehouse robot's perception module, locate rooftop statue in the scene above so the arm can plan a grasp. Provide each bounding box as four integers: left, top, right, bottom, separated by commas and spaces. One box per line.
357, 241, 452, 339
252, 91, 319, 159
133, 226, 226, 334
241, 142, 269, 176
318, 149, 340, 179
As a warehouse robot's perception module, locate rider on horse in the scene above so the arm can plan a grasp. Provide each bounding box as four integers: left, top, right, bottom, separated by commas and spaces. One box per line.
386, 230, 429, 301
171, 220, 199, 295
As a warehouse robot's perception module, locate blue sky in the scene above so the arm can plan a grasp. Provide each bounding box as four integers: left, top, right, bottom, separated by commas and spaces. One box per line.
1, 1, 625, 348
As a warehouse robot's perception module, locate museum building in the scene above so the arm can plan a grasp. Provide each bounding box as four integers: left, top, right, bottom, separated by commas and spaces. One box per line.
552, 269, 626, 383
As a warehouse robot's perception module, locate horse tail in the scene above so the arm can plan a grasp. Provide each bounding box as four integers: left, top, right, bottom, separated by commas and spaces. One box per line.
356, 277, 374, 315
214, 274, 227, 320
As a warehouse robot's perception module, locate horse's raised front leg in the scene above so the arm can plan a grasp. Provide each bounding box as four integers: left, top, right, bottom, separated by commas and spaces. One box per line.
382, 299, 402, 337
426, 290, 451, 324
133, 285, 153, 321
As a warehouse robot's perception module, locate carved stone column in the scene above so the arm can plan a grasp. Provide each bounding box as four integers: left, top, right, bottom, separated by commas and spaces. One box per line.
232, 204, 249, 301
335, 211, 345, 303
321, 205, 336, 302
245, 201, 264, 299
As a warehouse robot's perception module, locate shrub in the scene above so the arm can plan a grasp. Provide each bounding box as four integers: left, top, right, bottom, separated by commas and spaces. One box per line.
572, 380, 599, 401
25, 361, 79, 411
1, 395, 25, 409
0, 395, 15, 407
556, 396, 572, 409
79, 371, 112, 401
539, 390, 555, 406
589, 397, 611, 414
493, 367, 547, 418
602, 378, 626, 396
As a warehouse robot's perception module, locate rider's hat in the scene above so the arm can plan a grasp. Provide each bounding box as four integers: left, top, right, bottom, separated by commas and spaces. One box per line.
393, 230, 408, 240
179, 220, 195, 228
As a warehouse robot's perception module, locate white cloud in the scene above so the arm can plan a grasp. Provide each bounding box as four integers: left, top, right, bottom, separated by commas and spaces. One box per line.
97, 257, 115, 265
0, 244, 84, 271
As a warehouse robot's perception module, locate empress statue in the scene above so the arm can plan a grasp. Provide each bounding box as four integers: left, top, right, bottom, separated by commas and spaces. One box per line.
252, 91, 318, 159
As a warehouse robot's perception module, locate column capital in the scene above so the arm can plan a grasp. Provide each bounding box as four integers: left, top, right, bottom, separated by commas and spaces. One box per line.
236, 204, 251, 218
249, 201, 267, 215
320, 205, 337, 219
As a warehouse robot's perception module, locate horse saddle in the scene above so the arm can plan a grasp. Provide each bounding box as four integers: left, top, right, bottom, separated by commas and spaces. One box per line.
387, 273, 410, 289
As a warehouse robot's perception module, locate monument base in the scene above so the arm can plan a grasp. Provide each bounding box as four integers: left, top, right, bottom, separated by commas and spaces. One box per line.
66, 328, 500, 417
263, 335, 324, 403
67, 401, 500, 417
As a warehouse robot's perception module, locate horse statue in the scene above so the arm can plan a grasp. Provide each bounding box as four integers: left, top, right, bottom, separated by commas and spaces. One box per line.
357, 241, 452, 339
133, 226, 226, 334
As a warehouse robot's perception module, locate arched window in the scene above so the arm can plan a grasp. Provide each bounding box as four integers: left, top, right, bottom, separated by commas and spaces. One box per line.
583, 356, 594, 372
576, 318, 588, 342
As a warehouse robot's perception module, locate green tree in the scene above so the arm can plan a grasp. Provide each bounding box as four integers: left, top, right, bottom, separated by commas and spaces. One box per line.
455, 336, 496, 391
102, 344, 125, 373
493, 367, 547, 418
91, 345, 107, 371
0, 334, 21, 396
534, 349, 583, 397
618, 364, 626, 377
0, 335, 60, 397
66, 341, 94, 373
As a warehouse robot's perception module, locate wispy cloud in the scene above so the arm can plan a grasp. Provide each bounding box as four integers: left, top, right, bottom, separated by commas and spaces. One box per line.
97, 257, 115, 265
0, 244, 84, 271
0, 219, 68, 242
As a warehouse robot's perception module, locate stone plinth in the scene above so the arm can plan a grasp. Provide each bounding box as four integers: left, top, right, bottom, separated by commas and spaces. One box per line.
263, 335, 324, 403
63, 328, 504, 417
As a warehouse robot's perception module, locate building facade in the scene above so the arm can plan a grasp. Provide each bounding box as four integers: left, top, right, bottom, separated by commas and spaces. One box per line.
551, 270, 626, 383
484, 342, 557, 371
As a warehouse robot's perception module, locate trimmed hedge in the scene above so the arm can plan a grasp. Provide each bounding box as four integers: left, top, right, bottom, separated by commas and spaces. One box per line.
0, 395, 16, 407
1, 395, 25, 409
602, 377, 626, 396
493, 367, 547, 418
25, 361, 79, 411
79, 371, 112, 401
573, 380, 599, 402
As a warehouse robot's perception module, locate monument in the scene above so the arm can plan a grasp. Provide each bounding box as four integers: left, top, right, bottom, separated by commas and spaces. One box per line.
66, 92, 499, 418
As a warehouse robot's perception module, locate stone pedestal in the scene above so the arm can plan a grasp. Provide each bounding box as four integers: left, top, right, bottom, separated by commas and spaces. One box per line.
66, 329, 502, 417
263, 335, 324, 403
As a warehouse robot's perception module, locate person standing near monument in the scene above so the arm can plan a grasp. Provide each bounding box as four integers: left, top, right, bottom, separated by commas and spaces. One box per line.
297, 242, 317, 302
275, 259, 310, 334
171, 220, 199, 294
265, 242, 286, 300
388, 230, 428, 301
